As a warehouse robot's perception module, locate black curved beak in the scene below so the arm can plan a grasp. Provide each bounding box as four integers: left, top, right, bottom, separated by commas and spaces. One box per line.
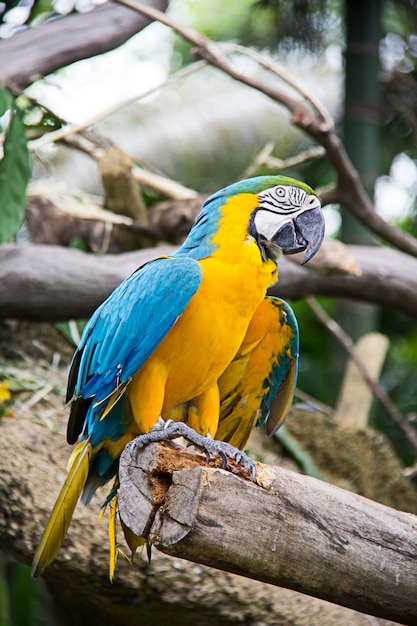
272, 205, 325, 265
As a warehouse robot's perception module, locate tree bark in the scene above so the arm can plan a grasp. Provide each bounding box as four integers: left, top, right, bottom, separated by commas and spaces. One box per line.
119, 440, 417, 626
1, 242, 417, 320
0, 0, 168, 91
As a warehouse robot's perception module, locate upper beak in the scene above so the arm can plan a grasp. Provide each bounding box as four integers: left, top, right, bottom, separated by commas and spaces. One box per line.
271, 197, 325, 264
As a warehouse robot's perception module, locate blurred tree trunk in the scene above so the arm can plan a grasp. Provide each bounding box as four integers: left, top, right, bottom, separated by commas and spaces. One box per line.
342, 0, 381, 230
336, 0, 382, 389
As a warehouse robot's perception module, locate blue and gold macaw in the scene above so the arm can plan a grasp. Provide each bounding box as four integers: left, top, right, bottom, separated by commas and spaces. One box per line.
32, 175, 324, 578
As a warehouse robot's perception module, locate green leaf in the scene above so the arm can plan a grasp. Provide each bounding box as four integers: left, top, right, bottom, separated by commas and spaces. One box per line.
10, 564, 38, 626
0, 98, 30, 243
55, 320, 86, 346
0, 557, 11, 626
0, 88, 11, 118
274, 425, 325, 480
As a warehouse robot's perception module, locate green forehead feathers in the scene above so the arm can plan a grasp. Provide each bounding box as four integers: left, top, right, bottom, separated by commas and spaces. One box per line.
219, 175, 317, 199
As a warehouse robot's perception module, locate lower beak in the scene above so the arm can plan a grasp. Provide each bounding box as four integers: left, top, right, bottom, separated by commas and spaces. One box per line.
272, 207, 325, 264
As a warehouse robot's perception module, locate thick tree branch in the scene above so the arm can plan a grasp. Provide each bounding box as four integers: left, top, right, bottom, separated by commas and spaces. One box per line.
112, 0, 417, 259
1, 243, 417, 321
1, 405, 407, 626
0, 243, 172, 320
119, 440, 417, 626
269, 243, 417, 317
0, 413, 309, 626
0, 0, 168, 91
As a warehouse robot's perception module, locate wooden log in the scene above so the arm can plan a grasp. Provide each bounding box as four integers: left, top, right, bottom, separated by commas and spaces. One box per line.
1, 409, 398, 626
2, 243, 417, 321
119, 441, 417, 626
0, 243, 174, 320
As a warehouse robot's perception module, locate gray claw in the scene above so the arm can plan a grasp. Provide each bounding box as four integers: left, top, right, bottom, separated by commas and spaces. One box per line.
129, 421, 257, 480
218, 449, 228, 470
130, 440, 137, 460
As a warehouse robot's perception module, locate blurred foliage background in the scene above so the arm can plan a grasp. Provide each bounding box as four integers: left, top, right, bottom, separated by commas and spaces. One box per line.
1, 0, 417, 623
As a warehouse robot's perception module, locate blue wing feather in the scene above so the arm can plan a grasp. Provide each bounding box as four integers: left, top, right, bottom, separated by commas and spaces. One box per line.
67, 256, 202, 440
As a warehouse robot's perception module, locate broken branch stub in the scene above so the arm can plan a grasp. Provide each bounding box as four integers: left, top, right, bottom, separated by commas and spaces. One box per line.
118, 440, 417, 626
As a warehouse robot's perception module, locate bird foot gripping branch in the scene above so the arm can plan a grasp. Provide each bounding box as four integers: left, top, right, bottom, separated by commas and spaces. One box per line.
130, 420, 257, 480
32, 175, 324, 579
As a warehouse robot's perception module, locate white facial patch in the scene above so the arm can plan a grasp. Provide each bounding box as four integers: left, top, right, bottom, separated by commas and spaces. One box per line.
254, 185, 309, 239
253, 211, 294, 239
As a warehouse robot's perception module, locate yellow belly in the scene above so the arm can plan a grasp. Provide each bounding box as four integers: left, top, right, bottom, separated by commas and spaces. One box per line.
128, 241, 277, 435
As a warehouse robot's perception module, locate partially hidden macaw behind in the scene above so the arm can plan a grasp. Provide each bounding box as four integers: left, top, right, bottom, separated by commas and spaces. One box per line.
32, 175, 324, 579
216, 296, 298, 451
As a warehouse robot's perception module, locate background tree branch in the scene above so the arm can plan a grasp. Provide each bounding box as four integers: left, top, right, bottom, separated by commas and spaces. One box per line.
1, 242, 417, 321
0, 0, 168, 92
2, 0, 415, 266
112, 0, 417, 259
1, 0, 416, 267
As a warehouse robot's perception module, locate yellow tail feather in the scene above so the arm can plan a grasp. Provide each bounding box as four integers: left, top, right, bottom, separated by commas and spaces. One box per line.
31, 439, 92, 578
101, 489, 145, 581
108, 492, 118, 582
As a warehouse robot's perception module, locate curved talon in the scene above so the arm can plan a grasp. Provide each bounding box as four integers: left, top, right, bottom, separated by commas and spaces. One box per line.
234, 452, 243, 465
129, 440, 137, 461
217, 449, 228, 470
186, 441, 211, 464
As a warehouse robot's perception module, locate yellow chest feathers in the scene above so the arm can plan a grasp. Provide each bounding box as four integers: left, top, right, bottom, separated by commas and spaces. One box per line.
204, 192, 278, 293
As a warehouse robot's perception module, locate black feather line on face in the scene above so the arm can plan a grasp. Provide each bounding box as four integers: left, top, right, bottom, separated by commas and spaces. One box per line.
258, 185, 308, 212
248, 213, 267, 261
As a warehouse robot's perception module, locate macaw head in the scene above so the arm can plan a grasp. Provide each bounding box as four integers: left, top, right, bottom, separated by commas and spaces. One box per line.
246, 176, 324, 265
176, 175, 324, 264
